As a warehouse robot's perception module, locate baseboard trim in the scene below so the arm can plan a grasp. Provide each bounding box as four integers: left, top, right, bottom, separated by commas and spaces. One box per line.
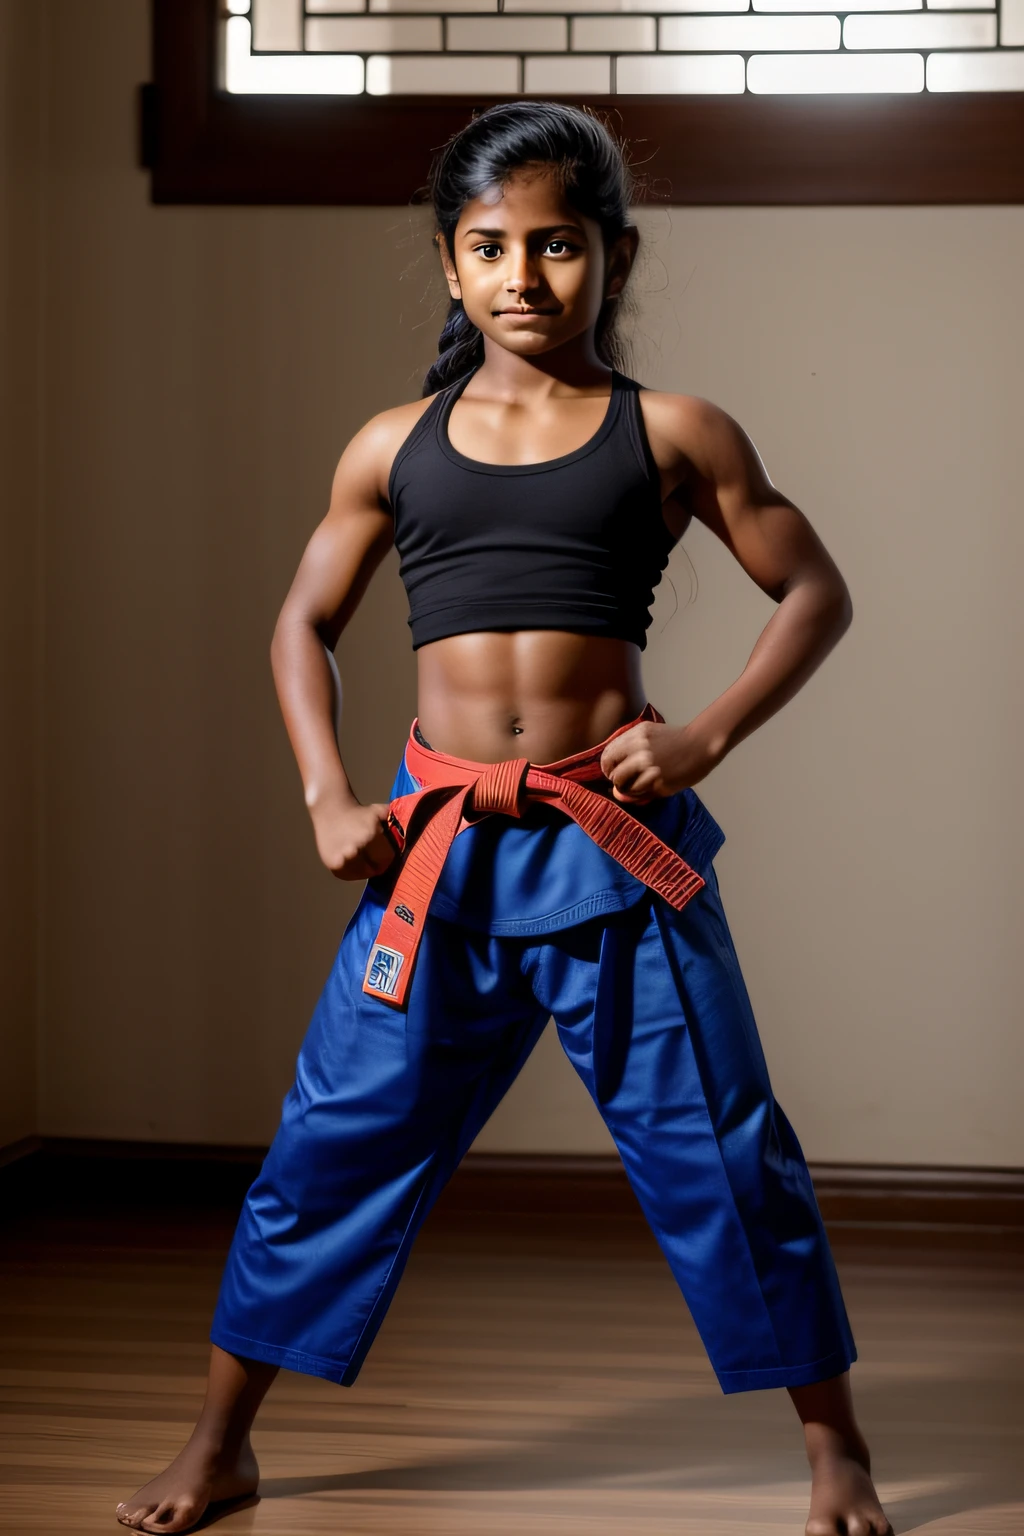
442, 1152, 1024, 1233
797, 1161, 1024, 1232
2, 1137, 1022, 1234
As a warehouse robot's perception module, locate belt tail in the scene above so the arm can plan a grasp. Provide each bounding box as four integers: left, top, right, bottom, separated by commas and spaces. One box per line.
548, 777, 707, 911
362, 786, 470, 1008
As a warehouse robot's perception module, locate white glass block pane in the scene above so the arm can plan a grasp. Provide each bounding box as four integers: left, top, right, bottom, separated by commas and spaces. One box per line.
225, 17, 363, 89
927, 48, 1024, 85
843, 12, 995, 45
305, 0, 365, 13
927, 0, 994, 8
572, 16, 656, 48
251, 0, 302, 50
371, 0, 494, 9
525, 53, 612, 90
661, 14, 839, 48
226, 0, 251, 15
747, 49, 923, 88
307, 16, 442, 49
1001, 0, 1024, 41
508, 0, 749, 12
447, 15, 567, 48
756, 0, 918, 9
616, 52, 745, 89
366, 52, 520, 92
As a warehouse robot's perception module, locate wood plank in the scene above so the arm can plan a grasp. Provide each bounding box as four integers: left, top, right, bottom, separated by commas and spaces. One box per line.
1, 1195, 1022, 1533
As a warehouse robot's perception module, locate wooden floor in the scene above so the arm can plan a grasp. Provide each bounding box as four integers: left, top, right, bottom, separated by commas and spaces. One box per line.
1, 1191, 1022, 1535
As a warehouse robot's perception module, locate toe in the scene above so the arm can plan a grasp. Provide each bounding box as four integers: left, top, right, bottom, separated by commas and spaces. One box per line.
140, 1498, 203, 1535
125, 1508, 159, 1531
138, 1501, 173, 1532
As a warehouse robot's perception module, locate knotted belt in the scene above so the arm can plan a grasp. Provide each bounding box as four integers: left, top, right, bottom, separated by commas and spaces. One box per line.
362, 703, 706, 1008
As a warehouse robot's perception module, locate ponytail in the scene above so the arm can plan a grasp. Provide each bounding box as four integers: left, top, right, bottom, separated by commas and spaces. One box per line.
422, 298, 484, 398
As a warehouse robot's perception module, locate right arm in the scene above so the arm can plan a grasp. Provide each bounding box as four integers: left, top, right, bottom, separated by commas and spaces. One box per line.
269, 406, 422, 880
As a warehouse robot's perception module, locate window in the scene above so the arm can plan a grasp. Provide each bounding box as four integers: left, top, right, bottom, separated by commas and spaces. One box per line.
145, 0, 1024, 201
223, 0, 1024, 97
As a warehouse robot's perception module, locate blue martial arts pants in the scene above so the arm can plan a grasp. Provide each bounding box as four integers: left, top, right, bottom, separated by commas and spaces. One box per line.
210, 748, 856, 1395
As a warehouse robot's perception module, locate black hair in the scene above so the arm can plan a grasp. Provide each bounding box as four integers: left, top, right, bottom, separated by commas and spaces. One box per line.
422, 101, 636, 397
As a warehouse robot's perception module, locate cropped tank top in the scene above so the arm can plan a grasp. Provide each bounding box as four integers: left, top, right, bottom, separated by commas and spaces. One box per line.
386, 367, 678, 651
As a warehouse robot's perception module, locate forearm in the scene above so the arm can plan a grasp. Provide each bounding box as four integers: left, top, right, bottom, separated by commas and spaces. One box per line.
694, 575, 852, 762
270, 614, 358, 811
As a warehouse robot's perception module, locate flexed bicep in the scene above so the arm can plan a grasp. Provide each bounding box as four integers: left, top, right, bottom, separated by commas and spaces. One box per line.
685, 401, 846, 605
642, 390, 848, 607
276, 428, 395, 651
277, 394, 439, 648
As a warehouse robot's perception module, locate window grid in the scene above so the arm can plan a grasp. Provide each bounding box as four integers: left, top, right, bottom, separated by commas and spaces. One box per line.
223, 0, 1024, 92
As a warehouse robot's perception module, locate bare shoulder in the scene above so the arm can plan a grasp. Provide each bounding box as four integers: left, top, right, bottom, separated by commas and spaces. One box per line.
331, 391, 442, 504
636, 388, 780, 517
636, 388, 747, 470
358, 392, 440, 458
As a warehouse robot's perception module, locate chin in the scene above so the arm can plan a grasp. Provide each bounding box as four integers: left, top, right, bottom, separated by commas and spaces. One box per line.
484, 330, 569, 357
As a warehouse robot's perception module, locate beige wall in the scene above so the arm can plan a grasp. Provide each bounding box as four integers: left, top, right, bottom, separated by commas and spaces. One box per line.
8, 0, 1024, 1164
0, 0, 43, 1149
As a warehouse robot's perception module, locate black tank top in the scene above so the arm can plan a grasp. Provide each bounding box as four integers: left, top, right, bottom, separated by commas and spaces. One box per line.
387, 367, 677, 652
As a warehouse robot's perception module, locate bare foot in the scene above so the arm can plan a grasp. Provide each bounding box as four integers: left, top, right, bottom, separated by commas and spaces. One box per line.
805, 1425, 893, 1536
115, 1431, 259, 1533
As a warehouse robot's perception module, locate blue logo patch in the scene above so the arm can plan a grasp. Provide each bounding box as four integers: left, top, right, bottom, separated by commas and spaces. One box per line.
365, 943, 404, 998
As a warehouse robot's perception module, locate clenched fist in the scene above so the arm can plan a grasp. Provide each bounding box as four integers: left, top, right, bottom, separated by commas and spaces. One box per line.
312, 798, 398, 880
599, 720, 722, 803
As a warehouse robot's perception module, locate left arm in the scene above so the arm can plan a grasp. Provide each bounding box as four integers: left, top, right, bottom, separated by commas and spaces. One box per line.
601, 394, 853, 800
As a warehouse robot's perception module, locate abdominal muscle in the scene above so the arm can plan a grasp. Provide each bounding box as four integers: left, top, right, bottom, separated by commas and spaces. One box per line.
415, 630, 648, 764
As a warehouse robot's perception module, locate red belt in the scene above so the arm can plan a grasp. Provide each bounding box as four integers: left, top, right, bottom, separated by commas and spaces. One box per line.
362, 703, 706, 1008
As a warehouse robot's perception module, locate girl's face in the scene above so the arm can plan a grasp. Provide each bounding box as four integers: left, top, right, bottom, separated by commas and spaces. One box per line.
438, 162, 636, 364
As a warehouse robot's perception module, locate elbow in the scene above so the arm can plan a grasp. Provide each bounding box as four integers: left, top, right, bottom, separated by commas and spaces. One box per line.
790, 571, 853, 635
269, 604, 307, 663
834, 583, 853, 636
814, 567, 852, 636
805, 574, 852, 647
270, 613, 287, 662
270, 607, 335, 666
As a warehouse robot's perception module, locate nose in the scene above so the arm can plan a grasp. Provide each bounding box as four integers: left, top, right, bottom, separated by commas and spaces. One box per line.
503, 245, 536, 295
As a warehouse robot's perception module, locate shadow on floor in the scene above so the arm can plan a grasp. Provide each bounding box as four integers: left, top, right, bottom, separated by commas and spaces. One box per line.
248, 1372, 1022, 1533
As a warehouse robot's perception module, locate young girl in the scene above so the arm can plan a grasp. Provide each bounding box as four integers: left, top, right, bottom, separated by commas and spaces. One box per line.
117, 102, 892, 1536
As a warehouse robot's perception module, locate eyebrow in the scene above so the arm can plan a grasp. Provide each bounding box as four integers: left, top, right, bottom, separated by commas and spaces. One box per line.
462, 223, 587, 239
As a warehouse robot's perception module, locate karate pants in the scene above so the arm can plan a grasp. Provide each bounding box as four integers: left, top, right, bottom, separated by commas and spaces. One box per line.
210, 810, 857, 1394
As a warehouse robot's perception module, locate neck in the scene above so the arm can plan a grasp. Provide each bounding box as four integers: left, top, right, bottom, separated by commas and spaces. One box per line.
474, 338, 613, 401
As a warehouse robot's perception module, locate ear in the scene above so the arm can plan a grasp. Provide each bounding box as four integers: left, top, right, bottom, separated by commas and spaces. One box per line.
604, 224, 639, 301
436, 233, 462, 301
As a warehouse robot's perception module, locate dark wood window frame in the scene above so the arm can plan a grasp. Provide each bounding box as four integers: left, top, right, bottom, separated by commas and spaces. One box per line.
145, 0, 1024, 204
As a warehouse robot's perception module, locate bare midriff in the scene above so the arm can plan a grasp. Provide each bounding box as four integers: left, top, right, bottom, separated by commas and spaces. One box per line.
415, 630, 647, 764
